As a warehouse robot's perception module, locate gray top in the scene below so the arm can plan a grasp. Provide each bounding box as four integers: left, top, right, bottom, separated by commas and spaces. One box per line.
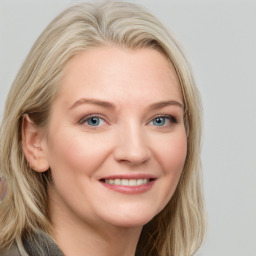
0, 231, 64, 256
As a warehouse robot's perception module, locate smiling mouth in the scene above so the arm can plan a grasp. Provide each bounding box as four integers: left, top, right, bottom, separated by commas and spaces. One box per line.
100, 178, 155, 186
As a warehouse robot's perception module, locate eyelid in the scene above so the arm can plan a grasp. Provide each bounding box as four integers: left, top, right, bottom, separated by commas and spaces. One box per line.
78, 114, 109, 125
148, 114, 176, 123
147, 114, 177, 128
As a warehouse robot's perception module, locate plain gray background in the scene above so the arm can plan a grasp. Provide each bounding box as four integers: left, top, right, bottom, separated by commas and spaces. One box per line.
0, 0, 256, 255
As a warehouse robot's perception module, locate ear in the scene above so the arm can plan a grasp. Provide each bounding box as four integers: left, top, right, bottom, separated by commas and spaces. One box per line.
22, 114, 49, 173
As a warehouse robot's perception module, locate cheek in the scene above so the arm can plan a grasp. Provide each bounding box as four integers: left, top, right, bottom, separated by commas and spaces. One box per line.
147, 130, 187, 214
45, 130, 112, 179
155, 130, 187, 195
156, 131, 187, 175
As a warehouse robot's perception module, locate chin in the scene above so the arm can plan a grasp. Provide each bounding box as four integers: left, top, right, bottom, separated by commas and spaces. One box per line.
103, 211, 158, 229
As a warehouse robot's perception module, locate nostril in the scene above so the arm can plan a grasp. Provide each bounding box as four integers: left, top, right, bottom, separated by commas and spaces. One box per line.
114, 143, 151, 165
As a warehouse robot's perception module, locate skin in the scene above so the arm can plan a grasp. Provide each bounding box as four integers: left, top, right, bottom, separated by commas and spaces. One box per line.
23, 46, 187, 256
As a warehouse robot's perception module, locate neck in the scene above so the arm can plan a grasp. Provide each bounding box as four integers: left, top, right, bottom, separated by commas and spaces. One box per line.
48, 187, 142, 256
51, 217, 142, 256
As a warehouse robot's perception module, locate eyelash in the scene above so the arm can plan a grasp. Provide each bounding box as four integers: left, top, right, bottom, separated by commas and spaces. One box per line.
79, 115, 108, 127
148, 115, 177, 127
79, 114, 177, 128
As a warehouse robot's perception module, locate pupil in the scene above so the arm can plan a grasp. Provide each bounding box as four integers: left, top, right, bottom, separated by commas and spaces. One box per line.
154, 117, 165, 126
89, 117, 99, 125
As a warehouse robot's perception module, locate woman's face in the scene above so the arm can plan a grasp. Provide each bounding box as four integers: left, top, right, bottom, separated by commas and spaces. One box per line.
42, 46, 187, 228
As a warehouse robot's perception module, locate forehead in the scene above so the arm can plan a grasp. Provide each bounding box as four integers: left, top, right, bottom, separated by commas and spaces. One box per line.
56, 46, 182, 106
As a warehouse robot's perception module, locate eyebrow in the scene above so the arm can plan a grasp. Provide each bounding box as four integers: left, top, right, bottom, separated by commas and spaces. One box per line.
69, 98, 116, 110
69, 98, 184, 111
147, 100, 184, 111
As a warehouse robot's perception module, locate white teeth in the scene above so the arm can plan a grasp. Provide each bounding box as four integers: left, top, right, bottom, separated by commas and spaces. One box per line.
122, 179, 129, 185
129, 179, 137, 186
104, 178, 150, 186
137, 179, 144, 185
115, 179, 121, 185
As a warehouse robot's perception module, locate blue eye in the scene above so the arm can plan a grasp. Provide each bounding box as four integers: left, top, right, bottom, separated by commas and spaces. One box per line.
80, 116, 105, 127
149, 115, 176, 127
86, 117, 101, 126
152, 117, 166, 126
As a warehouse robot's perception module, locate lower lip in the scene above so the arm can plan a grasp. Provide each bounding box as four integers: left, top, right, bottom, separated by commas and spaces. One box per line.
100, 180, 156, 194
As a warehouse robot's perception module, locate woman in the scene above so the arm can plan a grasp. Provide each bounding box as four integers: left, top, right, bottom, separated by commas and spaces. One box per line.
0, 1, 206, 255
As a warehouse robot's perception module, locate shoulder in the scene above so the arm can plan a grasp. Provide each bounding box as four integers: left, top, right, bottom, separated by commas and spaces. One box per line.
0, 231, 64, 256
23, 231, 64, 256
0, 243, 20, 256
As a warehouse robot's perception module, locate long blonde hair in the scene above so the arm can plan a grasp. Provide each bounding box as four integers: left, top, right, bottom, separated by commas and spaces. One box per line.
0, 1, 206, 255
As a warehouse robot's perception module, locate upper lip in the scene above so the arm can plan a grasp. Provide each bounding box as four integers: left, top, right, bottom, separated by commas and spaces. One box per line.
99, 174, 157, 181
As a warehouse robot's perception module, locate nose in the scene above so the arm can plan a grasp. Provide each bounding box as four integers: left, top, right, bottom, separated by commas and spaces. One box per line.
114, 123, 151, 166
